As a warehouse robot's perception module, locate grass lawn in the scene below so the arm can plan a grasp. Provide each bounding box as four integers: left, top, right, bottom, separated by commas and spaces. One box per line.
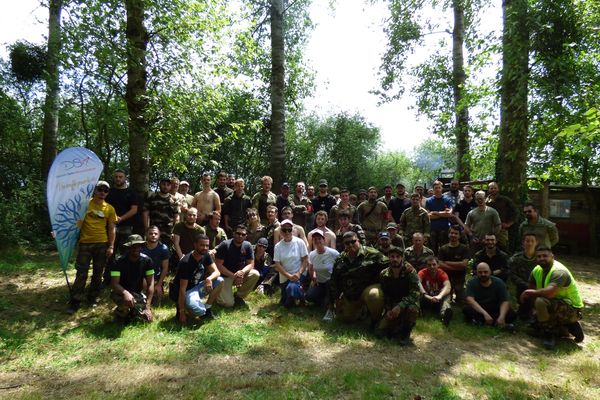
0, 250, 599, 399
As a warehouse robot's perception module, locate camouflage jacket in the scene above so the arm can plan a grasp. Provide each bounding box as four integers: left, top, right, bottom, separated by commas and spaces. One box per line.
380, 265, 421, 310
399, 206, 431, 239
144, 192, 179, 233
508, 251, 537, 288
330, 245, 388, 303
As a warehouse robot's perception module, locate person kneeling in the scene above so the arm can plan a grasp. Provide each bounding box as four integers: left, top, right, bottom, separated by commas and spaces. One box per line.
376, 247, 421, 345
110, 235, 155, 323
419, 255, 453, 326
170, 234, 224, 325
463, 262, 516, 330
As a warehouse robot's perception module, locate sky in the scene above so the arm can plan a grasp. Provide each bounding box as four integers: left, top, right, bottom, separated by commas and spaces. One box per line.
0, 0, 470, 153
304, 0, 434, 152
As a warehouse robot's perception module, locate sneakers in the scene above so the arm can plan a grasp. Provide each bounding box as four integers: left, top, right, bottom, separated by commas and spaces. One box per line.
442, 308, 453, 326
567, 322, 584, 343
322, 309, 334, 321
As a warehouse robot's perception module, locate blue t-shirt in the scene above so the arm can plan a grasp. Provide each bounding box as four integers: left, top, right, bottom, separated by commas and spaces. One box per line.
141, 242, 170, 279
426, 196, 453, 231
215, 239, 254, 273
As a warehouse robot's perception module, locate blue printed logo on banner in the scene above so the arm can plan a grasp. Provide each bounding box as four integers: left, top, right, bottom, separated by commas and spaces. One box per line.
46, 147, 104, 271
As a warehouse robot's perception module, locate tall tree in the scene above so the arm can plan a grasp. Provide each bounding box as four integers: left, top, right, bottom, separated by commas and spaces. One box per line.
41, 0, 63, 180
270, 0, 286, 189
125, 0, 150, 195
378, 0, 476, 180
497, 0, 529, 204
452, 0, 470, 181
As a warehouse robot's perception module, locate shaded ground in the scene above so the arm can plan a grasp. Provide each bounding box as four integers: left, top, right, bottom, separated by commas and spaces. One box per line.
0, 252, 598, 399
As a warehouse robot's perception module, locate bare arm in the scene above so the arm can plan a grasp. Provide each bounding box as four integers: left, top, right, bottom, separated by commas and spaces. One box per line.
119, 205, 138, 224
178, 279, 189, 324
172, 234, 183, 259
107, 221, 116, 257
143, 210, 150, 231
215, 257, 234, 278
466, 296, 493, 324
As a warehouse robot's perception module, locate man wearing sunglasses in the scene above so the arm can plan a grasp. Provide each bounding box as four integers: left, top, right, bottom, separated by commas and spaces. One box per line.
68, 180, 118, 313
214, 224, 259, 308
328, 231, 387, 326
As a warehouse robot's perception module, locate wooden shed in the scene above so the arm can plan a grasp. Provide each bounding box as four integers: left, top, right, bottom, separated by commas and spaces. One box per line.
528, 184, 600, 256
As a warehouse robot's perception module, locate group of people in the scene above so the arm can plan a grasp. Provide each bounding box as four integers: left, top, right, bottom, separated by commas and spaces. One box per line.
68, 170, 584, 349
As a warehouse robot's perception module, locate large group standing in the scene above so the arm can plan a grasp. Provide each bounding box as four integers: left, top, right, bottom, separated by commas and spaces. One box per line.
67, 170, 584, 350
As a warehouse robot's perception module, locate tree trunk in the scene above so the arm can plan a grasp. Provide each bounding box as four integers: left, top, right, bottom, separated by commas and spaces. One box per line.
41, 0, 62, 180
452, 0, 470, 181
497, 0, 529, 206
125, 0, 150, 196
270, 0, 286, 189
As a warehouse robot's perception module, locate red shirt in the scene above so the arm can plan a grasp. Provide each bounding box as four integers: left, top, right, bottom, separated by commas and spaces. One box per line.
418, 268, 449, 296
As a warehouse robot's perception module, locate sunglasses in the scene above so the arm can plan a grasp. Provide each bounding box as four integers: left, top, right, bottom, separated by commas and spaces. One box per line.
281, 228, 293, 233
96, 188, 109, 193
343, 239, 357, 246
234, 231, 247, 236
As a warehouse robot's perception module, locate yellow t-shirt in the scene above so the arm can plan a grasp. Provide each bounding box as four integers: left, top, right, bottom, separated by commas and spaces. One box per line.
79, 200, 117, 244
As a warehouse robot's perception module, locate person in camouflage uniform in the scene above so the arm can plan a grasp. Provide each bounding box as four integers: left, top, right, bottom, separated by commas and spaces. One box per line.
143, 178, 179, 247
357, 187, 389, 245
376, 246, 421, 345
252, 175, 277, 225
329, 231, 387, 325
520, 246, 584, 349
519, 202, 559, 248
509, 232, 538, 319
335, 209, 366, 252
399, 193, 430, 244
403, 232, 435, 271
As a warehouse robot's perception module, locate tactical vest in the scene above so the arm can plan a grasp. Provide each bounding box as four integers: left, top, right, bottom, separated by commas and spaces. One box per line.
531, 261, 583, 308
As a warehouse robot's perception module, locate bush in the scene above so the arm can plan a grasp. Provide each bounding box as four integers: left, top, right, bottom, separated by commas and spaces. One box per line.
0, 179, 53, 248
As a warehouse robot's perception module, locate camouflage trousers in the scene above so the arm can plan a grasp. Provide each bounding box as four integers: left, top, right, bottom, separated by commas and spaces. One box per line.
72, 243, 107, 302
535, 297, 582, 332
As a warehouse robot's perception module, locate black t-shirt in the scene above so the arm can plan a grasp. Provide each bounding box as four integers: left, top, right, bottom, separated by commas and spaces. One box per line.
106, 187, 139, 226
465, 276, 509, 313
312, 194, 337, 214
473, 249, 509, 275
455, 198, 477, 223
215, 239, 254, 273
388, 197, 411, 223
172, 251, 213, 296
111, 253, 154, 293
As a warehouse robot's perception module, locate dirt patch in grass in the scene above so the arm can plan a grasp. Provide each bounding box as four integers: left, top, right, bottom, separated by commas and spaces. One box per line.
0, 254, 599, 399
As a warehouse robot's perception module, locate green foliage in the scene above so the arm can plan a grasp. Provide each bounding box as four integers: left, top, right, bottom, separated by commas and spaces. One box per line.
527, 0, 600, 185
285, 112, 381, 191
0, 180, 51, 248
8, 41, 46, 83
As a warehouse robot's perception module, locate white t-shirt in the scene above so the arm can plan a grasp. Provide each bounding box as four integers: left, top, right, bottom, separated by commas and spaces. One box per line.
309, 247, 340, 283
274, 236, 308, 283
